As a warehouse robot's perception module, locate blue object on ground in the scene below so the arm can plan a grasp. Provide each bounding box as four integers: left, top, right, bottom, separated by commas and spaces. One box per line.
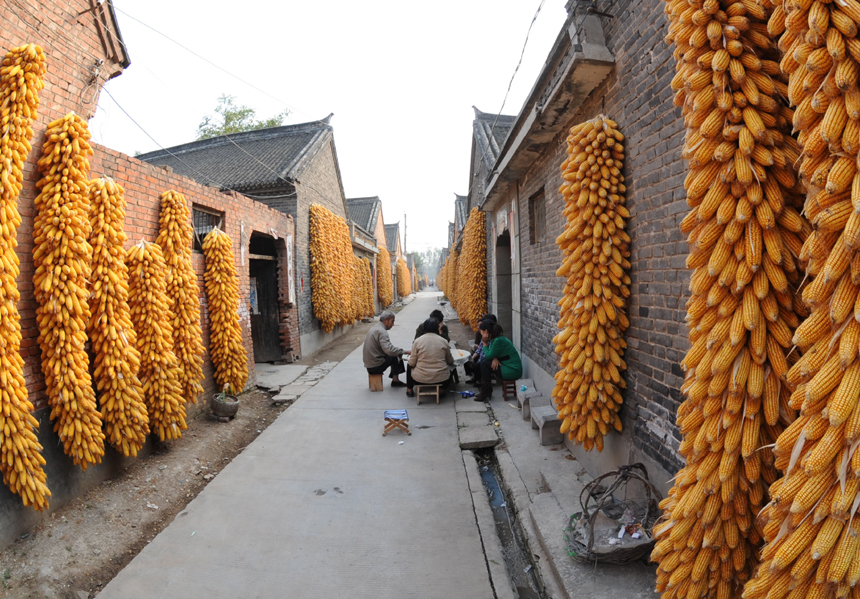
460, 391, 475, 398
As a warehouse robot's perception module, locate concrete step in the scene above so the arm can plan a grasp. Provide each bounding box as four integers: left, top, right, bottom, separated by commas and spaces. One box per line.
531, 406, 564, 446
522, 393, 550, 421
457, 409, 499, 450
529, 492, 657, 599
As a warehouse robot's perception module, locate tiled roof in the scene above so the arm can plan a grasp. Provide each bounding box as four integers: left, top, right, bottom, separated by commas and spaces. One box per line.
137, 117, 333, 192
346, 197, 381, 234
448, 222, 454, 247
454, 194, 468, 231
384, 223, 400, 255
473, 107, 516, 172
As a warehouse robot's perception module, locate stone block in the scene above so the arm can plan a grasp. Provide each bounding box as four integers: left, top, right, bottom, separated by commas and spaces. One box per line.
531, 406, 563, 446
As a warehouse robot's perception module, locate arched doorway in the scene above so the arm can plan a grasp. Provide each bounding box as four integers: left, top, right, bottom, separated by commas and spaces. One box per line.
496, 231, 513, 336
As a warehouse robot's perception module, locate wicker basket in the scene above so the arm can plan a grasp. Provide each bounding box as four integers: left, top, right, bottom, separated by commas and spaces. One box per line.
564, 463, 662, 565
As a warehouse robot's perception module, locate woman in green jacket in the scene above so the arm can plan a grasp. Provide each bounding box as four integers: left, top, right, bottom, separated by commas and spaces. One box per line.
476, 321, 522, 402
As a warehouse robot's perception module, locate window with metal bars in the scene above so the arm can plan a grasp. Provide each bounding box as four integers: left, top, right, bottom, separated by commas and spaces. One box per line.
192, 206, 224, 252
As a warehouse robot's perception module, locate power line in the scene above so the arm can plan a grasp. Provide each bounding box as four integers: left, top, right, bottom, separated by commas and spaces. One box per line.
488, 0, 546, 143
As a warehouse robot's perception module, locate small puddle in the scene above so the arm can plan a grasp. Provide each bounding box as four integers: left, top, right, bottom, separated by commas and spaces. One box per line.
475, 450, 545, 599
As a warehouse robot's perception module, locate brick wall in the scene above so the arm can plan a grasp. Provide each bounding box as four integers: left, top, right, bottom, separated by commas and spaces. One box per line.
292, 140, 350, 338
514, 0, 688, 473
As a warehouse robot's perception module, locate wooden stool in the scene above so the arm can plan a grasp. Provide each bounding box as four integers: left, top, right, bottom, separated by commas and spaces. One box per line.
502, 380, 517, 400
383, 409, 410, 436
369, 373, 384, 392
416, 385, 441, 406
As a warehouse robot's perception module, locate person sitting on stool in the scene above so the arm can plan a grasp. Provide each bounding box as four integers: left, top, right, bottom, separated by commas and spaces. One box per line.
406, 317, 454, 398
475, 320, 522, 402
363, 310, 410, 388
464, 314, 496, 385
414, 309, 450, 342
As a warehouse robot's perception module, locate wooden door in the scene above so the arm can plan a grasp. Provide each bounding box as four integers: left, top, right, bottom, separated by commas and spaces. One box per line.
250, 259, 281, 362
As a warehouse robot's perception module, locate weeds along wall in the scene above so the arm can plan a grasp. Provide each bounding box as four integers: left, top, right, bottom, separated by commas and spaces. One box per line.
511, 1, 689, 480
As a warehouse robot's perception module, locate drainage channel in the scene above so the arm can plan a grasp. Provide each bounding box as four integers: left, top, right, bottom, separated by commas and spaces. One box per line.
474, 449, 546, 599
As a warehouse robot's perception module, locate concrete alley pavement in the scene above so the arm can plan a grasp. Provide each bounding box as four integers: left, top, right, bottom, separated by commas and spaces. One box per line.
98, 292, 495, 599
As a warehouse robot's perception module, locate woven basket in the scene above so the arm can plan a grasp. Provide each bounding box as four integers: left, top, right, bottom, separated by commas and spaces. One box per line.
564, 463, 662, 565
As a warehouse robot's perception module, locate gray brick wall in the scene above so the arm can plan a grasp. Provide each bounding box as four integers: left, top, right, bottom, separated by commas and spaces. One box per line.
516, 0, 688, 473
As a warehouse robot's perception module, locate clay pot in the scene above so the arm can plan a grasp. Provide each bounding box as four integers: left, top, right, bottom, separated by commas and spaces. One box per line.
211, 393, 239, 419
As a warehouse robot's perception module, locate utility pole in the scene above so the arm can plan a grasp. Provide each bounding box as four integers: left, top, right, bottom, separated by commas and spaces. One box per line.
403, 213, 407, 254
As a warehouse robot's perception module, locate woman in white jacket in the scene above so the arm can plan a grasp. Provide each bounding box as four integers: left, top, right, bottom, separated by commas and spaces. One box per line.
405, 318, 454, 398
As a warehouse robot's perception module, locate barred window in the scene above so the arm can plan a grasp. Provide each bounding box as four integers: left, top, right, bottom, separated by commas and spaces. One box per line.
192, 206, 223, 252
529, 188, 546, 245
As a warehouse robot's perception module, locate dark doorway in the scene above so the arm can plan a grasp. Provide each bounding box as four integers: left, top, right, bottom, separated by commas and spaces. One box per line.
249, 233, 281, 363
496, 232, 513, 336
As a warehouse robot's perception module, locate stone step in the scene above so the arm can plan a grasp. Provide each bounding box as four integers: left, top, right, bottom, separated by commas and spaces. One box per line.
522, 393, 550, 421
531, 405, 563, 446
457, 410, 499, 450
539, 457, 589, 520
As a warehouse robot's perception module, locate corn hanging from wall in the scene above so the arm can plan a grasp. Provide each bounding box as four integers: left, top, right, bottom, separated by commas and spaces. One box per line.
156, 190, 204, 404
87, 178, 149, 457
652, 0, 811, 597
0, 43, 50, 509
202, 229, 249, 394
357, 256, 374, 318
552, 116, 631, 453
457, 207, 488, 330
309, 203, 359, 330
741, 2, 860, 597
127, 241, 187, 441
377, 246, 393, 307
33, 112, 105, 471
396, 257, 411, 298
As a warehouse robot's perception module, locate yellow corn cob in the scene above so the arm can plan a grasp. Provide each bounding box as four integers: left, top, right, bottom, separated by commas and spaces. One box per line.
656, 2, 812, 598
377, 246, 394, 307
33, 112, 104, 471
456, 208, 488, 329
0, 43, 50, 510
309, 204, 360, 330
86, 179, 149, 457
155, 190, 204, 404
553, 116, 630, 452
127, 242, 187, 442
202, 229, 249, 395
396, 257, 411, 298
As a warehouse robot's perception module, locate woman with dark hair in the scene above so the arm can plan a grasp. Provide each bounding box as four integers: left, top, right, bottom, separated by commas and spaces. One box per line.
464, 314, 497, 385
414, 309, 450, 341
405, 317, 454, 398
475, 321, 522, 402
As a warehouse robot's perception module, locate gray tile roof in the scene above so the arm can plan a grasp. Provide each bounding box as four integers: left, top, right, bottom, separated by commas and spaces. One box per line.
346, 197, 381, 234
137, 117, 334, 192
448, 222, 454, 247
384, 224, 400, 255
473, 107, 516, 172
454, 195, 468, 232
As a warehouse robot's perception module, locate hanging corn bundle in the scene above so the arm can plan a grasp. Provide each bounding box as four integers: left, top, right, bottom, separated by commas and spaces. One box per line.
87, 179, 149, 457
33, 112, 105, 470
0, 43, 49, 509
458, 207, 488, 330
552, 116, 631, 452
309, 203, 356, 330
377, 246, 393, 307
741, 2, 860, 597
359, 257, 374, 318
448, 249, 460, 311
155, 190, 204, 404
437, 259, 448, 296
127, 242, 187, 441
396, 257, 411, 297
651, 1, 812, 597
202, 229, 249, 394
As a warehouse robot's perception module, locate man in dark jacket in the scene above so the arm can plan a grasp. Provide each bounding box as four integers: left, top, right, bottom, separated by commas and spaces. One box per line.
364, 310, 410, 387
414, 309, 450, 342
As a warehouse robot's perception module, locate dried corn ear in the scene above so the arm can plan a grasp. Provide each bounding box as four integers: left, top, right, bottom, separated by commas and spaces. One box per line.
202, 229, 249, 394
743, 2, 860, 596
358, 256, 374, 319
33, 112, 104, 471
127, 242, 187, 441
155, 190, 204, 404
0, 43, 49, 510
396, 257, 411, 298
553, 115, 631, 453
87, 178, 149, 457
309, 203, 359, 330
377, 246, 393, 307
655, 1, 810, 597
457, 207, 488, 330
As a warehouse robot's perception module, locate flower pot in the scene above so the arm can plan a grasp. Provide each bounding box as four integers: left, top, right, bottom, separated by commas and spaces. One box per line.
211, 393, 239, 419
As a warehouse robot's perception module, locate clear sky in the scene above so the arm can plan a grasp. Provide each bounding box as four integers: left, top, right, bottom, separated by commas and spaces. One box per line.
90, 1, 570, 252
